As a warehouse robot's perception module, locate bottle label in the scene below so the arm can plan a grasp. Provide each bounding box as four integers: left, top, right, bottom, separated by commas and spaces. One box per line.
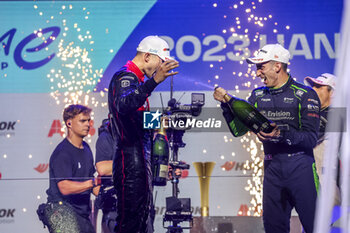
261, 122, 269, 130
159, 164, 169, 178
252, 124, 259, 131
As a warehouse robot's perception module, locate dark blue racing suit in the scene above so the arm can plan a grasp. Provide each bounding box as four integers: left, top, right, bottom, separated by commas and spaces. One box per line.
221, 76, 320, 233
108, 61, 158, 233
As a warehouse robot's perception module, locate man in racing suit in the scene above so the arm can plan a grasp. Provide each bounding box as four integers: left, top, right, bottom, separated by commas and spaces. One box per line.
108, 36, 179, 233
304, 73, 341, 206
214, 44, 320, 233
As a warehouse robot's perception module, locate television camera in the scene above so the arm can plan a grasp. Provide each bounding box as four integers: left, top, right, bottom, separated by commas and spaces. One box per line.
161, 92, 205, 233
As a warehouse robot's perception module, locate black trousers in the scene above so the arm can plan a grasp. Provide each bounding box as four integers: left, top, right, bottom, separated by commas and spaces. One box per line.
113, 145, 152, 233
263, 153, 318, 233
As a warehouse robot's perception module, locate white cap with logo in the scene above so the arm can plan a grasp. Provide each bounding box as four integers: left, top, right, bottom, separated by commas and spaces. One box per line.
304, 73, 336, 90
246, 44, 290, 64
136, 36, 173, 61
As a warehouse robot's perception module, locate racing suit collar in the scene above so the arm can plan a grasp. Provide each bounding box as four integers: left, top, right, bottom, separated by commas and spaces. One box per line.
268, 74, 292, 95
125, 61, 145, 82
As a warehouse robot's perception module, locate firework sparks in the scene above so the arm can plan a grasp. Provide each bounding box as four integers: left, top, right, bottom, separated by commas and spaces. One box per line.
33, 3, 108, 140
243, 132, 264, 216
215, 0, 291, 216
34, 3, 105, 108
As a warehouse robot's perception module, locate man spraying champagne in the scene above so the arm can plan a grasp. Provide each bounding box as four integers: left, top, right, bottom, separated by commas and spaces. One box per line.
214, 44, 321, 233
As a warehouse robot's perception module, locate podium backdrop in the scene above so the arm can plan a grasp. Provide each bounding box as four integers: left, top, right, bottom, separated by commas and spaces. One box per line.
0, 1, 342, 232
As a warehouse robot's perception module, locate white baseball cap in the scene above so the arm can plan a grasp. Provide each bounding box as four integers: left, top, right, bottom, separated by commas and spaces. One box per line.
246, 44, 290, 64
304, 73, 336, 90
136, 35, 173, 61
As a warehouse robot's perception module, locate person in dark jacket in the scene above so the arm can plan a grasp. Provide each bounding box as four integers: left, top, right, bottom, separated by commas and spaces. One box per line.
94, 119, 117, 233
214, 44, 320, 233
108, 35, 179, 233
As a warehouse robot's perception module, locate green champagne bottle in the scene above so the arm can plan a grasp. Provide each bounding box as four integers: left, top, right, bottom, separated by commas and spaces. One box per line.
223, 94, 274, 133
152, 119, 170, 186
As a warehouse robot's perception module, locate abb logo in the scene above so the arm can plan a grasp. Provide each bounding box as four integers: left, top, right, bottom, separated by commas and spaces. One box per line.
180, 169, 189, 179
221, 161, 252, 171
237, 204, 249, 216
48, 120, 64, 137
34, 164, 49, 173
48, 119, 96, 137
89, 120, 96, 136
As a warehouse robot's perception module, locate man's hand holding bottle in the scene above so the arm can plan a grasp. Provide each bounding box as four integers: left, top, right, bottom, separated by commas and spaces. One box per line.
213, 87, 228, 103
256, 122, 281, 143
214, 86, 281, 142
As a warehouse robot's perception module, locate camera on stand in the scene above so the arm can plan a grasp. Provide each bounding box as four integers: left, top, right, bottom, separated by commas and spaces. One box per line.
164, 93, 205, 131
163, 196, 192, 232
161, 92, 205, 233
